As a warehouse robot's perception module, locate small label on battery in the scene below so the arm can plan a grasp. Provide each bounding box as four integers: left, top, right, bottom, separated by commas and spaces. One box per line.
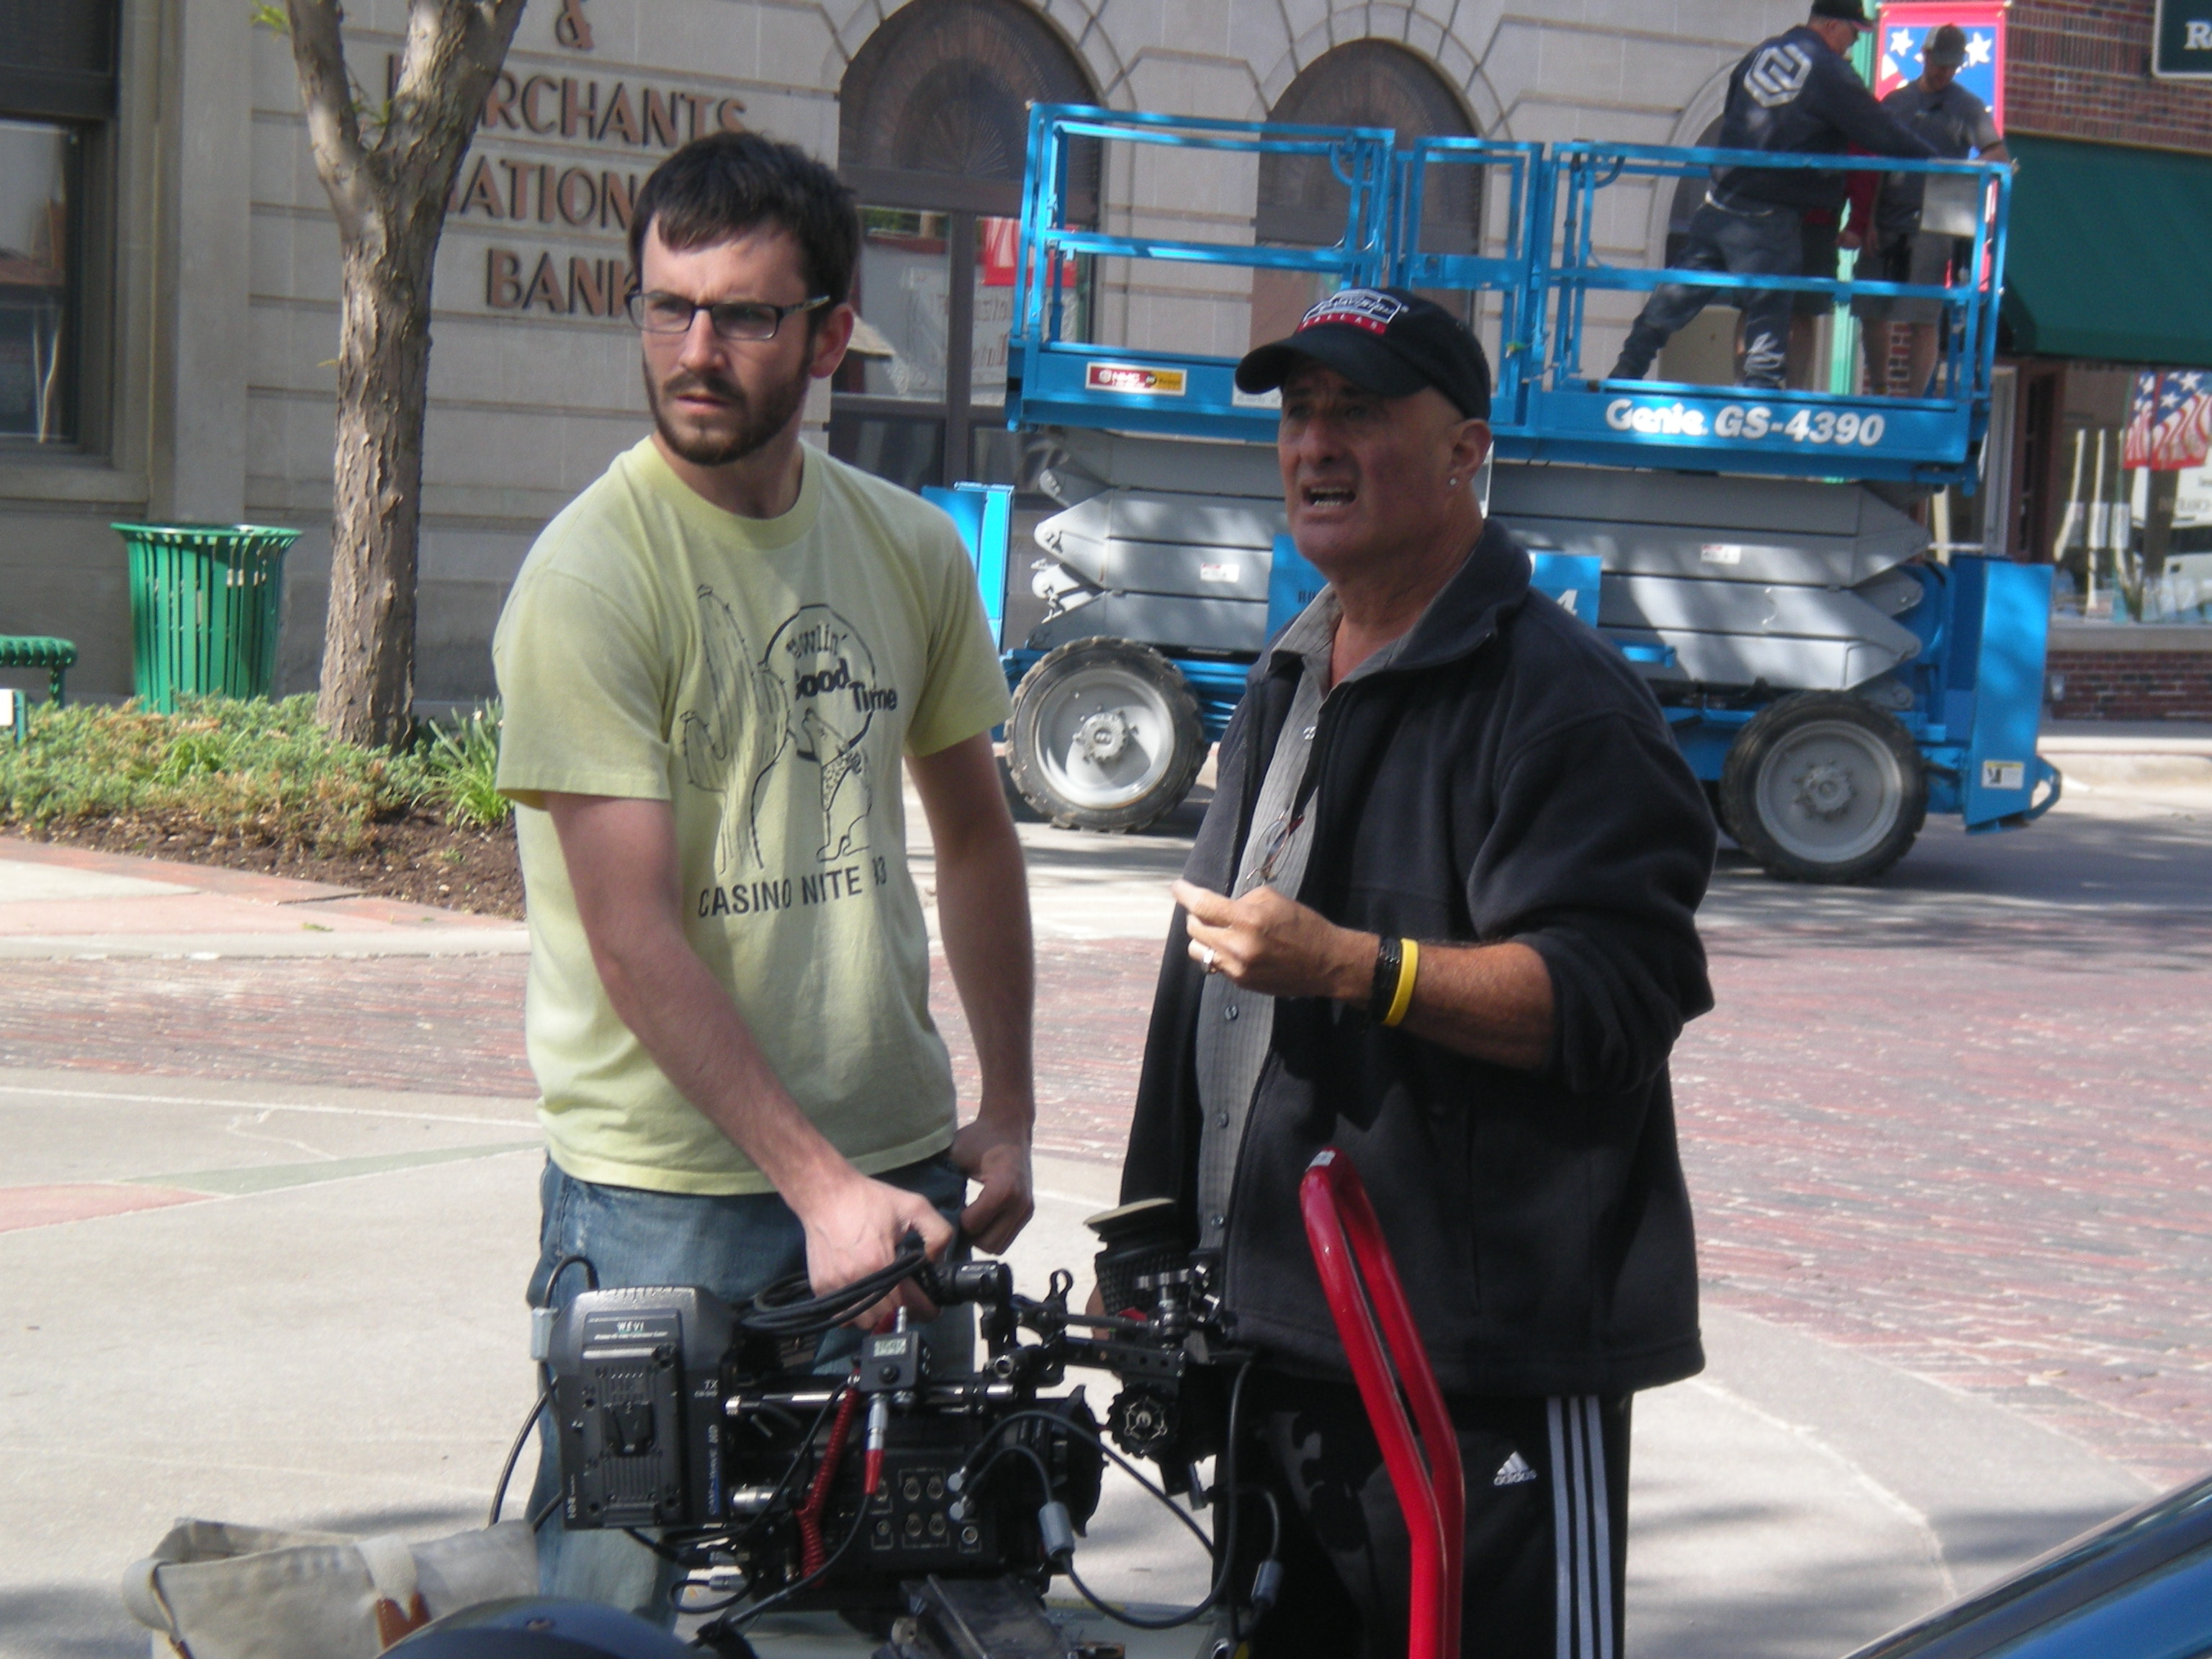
1198, 562, 1241, 583
1699, 544, 1745, 565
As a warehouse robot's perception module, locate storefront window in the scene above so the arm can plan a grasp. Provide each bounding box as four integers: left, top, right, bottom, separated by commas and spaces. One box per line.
845, 207, 950, 403
0, 120, 78, 444
969, 215, 1018, 408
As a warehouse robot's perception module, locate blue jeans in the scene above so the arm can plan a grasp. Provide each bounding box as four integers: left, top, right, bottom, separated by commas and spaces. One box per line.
1611, 195, 1802, 390
523, 1152, 968, 1622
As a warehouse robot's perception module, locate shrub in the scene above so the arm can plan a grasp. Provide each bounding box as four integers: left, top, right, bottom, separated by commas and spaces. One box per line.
417, 701, 511, 830
0, 696, 434, 853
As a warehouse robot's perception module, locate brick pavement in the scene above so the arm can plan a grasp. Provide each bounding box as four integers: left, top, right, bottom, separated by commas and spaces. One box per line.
0, 957, 536, 1097
3, 918, 2208, 1486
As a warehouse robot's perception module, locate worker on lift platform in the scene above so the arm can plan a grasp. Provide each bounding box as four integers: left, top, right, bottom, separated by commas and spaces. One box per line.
1609, 0, 1937, 391
1850, 23, 2013, 398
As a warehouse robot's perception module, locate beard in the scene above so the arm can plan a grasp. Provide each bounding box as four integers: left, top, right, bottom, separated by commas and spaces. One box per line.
644, 356, 811, 468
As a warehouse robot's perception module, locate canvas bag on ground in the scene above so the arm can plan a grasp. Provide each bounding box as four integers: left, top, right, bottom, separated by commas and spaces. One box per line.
120, 1517, 538, 1659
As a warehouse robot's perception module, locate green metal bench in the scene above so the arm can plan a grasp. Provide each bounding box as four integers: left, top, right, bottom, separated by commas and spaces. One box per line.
0, 636, 78, 706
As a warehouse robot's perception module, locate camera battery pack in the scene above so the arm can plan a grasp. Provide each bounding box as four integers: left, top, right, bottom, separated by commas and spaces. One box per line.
550, 1286, 734, 1530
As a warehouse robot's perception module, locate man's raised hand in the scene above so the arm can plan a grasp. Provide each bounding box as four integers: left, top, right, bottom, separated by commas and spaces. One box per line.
1172, 878, 1376, 1004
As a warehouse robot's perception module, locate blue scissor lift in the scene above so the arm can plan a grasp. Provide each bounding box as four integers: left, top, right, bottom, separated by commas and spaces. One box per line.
945, 104, 2058, 882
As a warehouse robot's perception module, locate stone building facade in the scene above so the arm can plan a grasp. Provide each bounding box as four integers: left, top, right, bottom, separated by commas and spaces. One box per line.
0, 0, 1822, 708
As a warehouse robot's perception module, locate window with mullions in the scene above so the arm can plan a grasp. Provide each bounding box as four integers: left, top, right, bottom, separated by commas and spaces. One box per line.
0, 120, 80, 444
0, 0, 116, 451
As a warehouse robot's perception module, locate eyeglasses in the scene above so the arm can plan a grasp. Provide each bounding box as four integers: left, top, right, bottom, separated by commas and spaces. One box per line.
626, 291, 830, 342
1239, 809, 1307, 895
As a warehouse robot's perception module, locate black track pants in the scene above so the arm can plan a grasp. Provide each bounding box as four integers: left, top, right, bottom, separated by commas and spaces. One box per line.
1232, 1374, 1631, 1659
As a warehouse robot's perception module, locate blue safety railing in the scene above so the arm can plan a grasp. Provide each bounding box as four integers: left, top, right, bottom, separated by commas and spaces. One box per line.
1388, 135, 1547, 428
1005, 107, 2014, 489
1522, 141, 2010, 484
1010, 105, 1396, 441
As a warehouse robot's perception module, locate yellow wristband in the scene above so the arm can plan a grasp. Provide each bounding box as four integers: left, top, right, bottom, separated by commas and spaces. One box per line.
1381, 938, 1419, 1028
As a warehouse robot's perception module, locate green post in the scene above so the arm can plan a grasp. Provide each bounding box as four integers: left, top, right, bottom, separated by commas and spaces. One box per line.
112, 523, 302, 712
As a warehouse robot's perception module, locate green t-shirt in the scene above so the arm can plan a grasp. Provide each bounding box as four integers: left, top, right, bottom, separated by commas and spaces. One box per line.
493, 439, 1011, 1195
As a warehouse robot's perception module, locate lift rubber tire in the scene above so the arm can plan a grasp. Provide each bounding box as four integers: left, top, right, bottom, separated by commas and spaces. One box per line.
1007, 637, 1207, 833
1720, 692, 1928, 884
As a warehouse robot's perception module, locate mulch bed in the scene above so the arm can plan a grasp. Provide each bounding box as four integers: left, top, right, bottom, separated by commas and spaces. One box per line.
25, 808, 526, 920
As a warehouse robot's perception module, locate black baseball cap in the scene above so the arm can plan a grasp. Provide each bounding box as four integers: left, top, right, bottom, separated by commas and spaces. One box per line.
1235, 287, 1492, 421
1809, 0, 1874, 28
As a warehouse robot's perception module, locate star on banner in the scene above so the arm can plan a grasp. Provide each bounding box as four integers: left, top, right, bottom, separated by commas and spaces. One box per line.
1889, 27, 1917, 55
1964, 31, 1994, 66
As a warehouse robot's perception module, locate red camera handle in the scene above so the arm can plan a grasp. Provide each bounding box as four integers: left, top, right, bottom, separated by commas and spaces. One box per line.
1298, 1148, 1465, 1659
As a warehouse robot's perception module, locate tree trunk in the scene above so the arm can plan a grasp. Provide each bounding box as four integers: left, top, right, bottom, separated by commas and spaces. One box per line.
279, 0, 529, 748
317, 233, 434, 746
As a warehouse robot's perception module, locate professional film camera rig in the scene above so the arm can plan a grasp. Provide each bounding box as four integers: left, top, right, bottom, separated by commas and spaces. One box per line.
517, 1198, 1280, 1659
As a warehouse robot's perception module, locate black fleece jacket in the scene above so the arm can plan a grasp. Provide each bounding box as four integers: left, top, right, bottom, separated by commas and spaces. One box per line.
1119, 518, 1717, 1397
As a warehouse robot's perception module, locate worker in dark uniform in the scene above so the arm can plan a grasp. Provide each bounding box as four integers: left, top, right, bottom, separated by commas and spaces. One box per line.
1609, 0, 1935, 390
1851, 24, 2010, 395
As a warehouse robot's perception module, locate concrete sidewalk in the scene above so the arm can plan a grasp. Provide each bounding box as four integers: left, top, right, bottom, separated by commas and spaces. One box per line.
2039, 719, 2212, 798
0, 827, 2167, 1658
0, 836, 528, 958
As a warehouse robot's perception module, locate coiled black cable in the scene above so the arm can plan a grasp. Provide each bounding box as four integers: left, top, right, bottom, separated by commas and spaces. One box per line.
737, 1231, 945, 1336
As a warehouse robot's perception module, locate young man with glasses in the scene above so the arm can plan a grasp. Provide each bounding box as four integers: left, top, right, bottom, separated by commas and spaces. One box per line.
492, 132, 1037, 1617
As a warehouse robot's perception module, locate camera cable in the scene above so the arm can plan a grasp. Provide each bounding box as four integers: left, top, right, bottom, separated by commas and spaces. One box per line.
487, 1385, 551, 1528
739, 1228, 961, 1338
496, 1250, 600, 1528
951, 1360, 1258, 1631
691, 1471, 875, 1643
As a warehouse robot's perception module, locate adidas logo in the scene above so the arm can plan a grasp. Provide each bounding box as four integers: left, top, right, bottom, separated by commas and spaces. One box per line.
1493, 1451, 1537, 1487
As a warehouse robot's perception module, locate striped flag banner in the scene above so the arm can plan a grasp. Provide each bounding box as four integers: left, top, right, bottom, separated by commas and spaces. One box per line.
2125, 371, 2212, 472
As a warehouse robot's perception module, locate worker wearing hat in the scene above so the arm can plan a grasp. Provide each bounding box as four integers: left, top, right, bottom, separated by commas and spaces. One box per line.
1851, 23, 2010, 396
1611, 0, 1936, 390
1117, 287, 1716, 1659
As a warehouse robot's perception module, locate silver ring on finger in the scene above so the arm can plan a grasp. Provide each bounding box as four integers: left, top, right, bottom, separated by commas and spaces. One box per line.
1201, 945, 1220, 974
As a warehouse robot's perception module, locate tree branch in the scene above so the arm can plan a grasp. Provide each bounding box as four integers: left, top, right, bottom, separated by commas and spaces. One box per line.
284, 0, 374, 243
389, 0, 529, 183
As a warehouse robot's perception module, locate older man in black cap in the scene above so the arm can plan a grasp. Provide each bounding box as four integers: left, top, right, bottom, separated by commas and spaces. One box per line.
1611, 0, 1936, 389
1113, 287, 1717, 1659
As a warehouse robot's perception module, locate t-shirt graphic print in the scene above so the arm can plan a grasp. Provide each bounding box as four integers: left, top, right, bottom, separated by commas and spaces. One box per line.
683, 595, 895, 878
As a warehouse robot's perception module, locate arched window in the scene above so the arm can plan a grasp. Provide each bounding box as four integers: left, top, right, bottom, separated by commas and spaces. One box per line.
1252, 42, 1478, 343
834, 0, 1095, 489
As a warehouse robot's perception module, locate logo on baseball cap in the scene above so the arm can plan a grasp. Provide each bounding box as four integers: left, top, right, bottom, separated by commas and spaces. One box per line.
1235, 287, 1492, 420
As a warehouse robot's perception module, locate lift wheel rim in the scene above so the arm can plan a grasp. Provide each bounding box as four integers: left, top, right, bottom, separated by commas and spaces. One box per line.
1028, 662, 1179, 810
1752, 717, 1908, 864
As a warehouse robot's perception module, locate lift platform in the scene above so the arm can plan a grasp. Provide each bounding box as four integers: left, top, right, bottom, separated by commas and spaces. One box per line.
1007, 105, 2011, 489
983, 104, 2054, 883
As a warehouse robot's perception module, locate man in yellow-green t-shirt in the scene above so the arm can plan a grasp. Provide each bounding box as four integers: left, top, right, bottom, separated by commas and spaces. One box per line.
493, 132, 1036, 1617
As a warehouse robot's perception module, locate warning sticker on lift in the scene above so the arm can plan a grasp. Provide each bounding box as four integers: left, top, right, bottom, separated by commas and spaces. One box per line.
1087, 362, 1187, 396
1981, 760, 2026, 790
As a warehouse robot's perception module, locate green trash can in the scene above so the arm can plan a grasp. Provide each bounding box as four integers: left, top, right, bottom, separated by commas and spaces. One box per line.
113, 523, 301, 711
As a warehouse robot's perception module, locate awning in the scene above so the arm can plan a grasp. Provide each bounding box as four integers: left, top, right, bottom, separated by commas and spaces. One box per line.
2001, 135, 2212, 368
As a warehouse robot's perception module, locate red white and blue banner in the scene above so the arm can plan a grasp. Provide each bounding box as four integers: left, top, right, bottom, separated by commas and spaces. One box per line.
1874, 4, 2008, 130
2125, 371, 2212, 472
